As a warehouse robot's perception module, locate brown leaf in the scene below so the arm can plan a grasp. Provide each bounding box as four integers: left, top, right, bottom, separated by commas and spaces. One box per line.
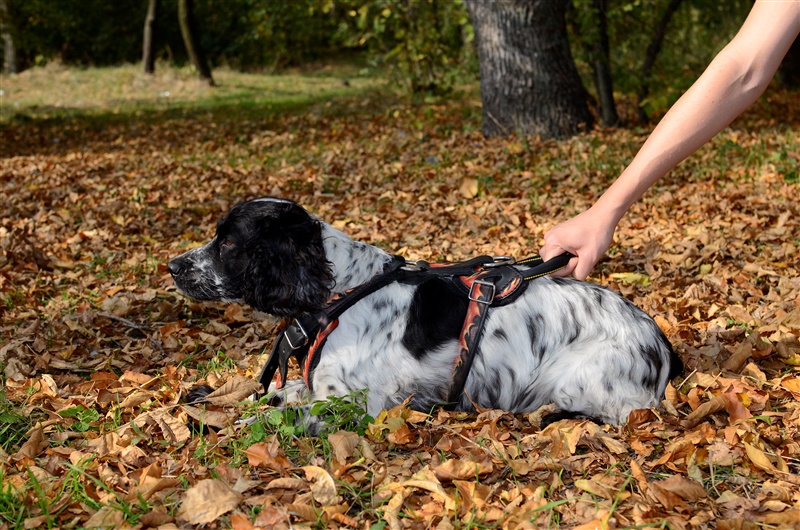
653, 475, 707, 502
12, 424, 46, 461
230, 512, 259, 530
181, 404, 237, 429
243, 442, 292, 472
328, 430, 360, 465
177, 479, 243, 525
200, 375, 262, 406
721, 389, 752, 424
682, 394, 726, 428
303, 465, 337, 505
721, 341, 752, 373
433, 457, 493, 482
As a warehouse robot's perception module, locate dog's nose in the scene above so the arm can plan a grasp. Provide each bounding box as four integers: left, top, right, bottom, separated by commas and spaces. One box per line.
167, 260, 182, 276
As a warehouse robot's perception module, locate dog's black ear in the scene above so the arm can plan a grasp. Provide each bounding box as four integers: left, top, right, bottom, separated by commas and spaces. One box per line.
243, 209, 334, 316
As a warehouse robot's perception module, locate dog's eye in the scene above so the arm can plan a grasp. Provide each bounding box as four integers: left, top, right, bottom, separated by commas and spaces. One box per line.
220, 239, 235, 251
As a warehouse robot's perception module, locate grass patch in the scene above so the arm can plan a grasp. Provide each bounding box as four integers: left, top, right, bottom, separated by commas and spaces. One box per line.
0, 387, 30, 452
0, 62, 390, 126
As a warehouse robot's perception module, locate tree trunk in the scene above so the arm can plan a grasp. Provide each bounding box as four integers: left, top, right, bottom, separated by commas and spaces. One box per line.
464, 0, 593, 139
590, 0, 619, 126
777, 36, 800, 90
0, 0, 19, 74
177, 0, 214, 85
637, 0, 684, 123
142, 0, 158, 74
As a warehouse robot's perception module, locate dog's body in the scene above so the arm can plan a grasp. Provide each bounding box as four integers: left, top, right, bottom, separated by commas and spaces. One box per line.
169, 198, 681, 427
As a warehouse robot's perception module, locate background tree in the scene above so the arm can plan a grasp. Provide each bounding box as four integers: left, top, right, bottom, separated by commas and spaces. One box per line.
177, 0, 213, 85
636, 0, 684, 123
1, 0, 19, 74
568, 0, 619, 126
142, 0, 158, 74
778, 38, 800, 89
464, 0, 593, 139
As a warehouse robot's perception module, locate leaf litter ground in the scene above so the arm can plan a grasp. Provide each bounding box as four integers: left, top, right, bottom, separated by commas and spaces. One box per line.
1, 67, 800, 529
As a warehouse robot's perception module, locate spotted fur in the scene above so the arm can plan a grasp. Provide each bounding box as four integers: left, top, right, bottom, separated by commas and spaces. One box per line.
169, 198, 682, 429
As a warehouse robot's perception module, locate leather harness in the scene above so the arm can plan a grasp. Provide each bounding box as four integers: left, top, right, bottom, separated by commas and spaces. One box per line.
257, 252, 573, 409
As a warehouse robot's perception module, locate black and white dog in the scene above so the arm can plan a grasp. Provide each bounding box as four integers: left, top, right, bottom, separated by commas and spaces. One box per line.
169, 198, 681, 427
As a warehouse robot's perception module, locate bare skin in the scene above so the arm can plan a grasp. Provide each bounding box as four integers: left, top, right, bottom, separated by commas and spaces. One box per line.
540, 1, 800, 280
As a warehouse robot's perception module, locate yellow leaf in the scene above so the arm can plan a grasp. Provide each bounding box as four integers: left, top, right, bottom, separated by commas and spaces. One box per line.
784, 353, 800, 366
744, 443, 777, 474
609, 272, 650, 286
459, 178, 479, 198
574, 479, 617, 499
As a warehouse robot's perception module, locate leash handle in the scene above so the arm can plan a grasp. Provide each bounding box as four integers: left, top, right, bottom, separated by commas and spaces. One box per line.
518, 252, 575, 280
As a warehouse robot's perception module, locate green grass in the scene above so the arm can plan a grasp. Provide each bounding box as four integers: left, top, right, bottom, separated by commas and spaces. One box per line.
0, 62, 390, 125
0, 387, 30, 452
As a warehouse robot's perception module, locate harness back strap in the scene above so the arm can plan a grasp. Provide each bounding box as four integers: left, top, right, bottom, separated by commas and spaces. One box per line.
445, 252, 573, 408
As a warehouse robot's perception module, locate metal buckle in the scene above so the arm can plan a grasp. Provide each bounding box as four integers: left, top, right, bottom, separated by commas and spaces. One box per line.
285, 320, 309, 350
468, 279, 495, 304
401, 259, 430, 271
484, 256, 516, 268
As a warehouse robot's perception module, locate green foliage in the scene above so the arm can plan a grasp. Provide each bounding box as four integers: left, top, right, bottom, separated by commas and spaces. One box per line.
309, 388, 374, 436
57, 404, 101, 433
0, 469, 26, 530
197, 0, 350, 71
567, 0, 752, 118
0, 387, 29, 452
336, 0, 475, 94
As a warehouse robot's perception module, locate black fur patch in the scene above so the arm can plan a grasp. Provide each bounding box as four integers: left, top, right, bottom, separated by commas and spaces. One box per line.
401, 278, 469, 360
541, 410, 602, 427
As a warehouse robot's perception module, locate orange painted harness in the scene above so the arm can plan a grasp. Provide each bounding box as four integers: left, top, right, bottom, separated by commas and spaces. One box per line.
257, 253, 572, 409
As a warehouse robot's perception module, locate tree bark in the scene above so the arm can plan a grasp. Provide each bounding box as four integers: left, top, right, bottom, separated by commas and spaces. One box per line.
590, 0, 619, 126
464, 0, 593, 139
0, 0, 19, 74
142, 0, 158, 74
637, 0, 684, 123
177, 0, 214, 85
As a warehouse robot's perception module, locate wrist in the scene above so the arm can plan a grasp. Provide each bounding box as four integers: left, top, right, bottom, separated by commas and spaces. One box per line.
589, 194, 627, 228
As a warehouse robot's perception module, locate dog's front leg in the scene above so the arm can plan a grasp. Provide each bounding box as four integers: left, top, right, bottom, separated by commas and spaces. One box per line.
264, 379, 309, 407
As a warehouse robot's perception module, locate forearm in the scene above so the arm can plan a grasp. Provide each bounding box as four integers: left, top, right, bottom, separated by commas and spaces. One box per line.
593, 0, 800, 222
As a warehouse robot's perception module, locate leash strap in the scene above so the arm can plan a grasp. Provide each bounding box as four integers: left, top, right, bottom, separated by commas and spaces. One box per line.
515, 252, 574, 280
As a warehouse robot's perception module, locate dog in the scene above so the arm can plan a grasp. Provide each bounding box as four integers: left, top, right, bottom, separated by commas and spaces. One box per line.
169, 197, 682, 430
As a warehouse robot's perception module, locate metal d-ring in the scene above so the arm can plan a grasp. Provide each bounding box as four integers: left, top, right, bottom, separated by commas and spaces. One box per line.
401, 259, 430, 271
484, 256, 516, 268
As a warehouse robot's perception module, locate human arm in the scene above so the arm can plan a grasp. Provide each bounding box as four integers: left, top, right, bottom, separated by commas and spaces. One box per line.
541, 0, 800, 280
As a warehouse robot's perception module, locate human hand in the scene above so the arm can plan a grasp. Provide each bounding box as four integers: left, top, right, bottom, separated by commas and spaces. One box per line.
540, 206, 618, 281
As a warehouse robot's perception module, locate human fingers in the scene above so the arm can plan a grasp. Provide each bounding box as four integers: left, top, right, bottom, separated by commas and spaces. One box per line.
539, 236, 578, 278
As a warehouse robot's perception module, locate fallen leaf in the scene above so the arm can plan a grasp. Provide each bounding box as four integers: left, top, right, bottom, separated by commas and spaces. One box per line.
177, 479, 243, 525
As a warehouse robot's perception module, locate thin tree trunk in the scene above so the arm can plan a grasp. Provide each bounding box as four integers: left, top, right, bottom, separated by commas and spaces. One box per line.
1, 0, 19, 74
637, 0, 684, 123
778, 36, 800, 90
142, 0, 158, 74
591, 0, 619, 126
464, 0, 593, 139
178, 0, 214, 85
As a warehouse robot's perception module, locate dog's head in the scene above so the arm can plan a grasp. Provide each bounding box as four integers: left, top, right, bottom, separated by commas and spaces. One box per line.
168, 198, 334, 316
